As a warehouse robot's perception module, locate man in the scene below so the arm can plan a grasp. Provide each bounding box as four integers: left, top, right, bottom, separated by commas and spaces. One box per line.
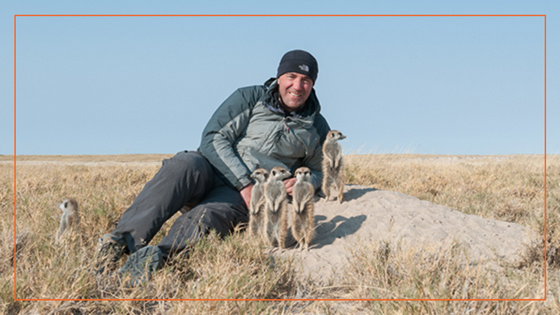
96, 49, 331, 286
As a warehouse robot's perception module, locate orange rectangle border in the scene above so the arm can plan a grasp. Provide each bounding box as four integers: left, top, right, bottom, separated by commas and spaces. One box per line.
13, 14, 547, 302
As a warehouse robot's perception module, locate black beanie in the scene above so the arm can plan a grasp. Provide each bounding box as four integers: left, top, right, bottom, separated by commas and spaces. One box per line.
276, 49, 318, 83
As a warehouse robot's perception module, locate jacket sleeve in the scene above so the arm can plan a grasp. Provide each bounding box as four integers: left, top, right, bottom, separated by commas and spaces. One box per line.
303, 113, 331, 191
199, 87, 263, 191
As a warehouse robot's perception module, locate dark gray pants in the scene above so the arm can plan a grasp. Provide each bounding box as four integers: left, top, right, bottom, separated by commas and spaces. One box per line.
111, 150, 248, 259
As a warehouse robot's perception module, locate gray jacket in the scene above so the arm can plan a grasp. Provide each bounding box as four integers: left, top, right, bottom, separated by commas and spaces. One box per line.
199, 78, 331, 191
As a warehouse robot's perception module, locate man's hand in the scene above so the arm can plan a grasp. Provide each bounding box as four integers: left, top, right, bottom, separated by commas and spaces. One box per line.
240, 184, 253, 209
284, 177, 297, 196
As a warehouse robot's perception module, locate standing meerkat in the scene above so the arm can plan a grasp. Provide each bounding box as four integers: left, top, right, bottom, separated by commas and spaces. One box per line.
292, 167, 315, 251
263, 166, 291, 250
322, 130, 347, 203
248, 168, 269, 238
56, 198, 80, 243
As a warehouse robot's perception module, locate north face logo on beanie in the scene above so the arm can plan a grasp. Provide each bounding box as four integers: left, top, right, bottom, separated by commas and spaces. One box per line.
299, 64, 310, 72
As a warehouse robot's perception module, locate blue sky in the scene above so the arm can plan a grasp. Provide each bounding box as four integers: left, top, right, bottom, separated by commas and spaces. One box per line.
1, 1, 558, 155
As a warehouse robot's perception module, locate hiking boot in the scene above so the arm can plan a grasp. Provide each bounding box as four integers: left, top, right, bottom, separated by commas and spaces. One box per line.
95, 234, 126, 276
116, 245, 163, 287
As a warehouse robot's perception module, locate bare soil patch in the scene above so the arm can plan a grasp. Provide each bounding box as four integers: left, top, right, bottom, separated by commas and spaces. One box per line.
280, 185, 537, 285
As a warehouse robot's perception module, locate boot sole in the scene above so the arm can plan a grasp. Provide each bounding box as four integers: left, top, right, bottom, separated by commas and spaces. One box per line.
117, 246, 163, 287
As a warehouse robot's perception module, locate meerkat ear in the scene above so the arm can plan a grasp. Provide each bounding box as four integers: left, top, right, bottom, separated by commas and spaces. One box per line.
264, 172, 269, 180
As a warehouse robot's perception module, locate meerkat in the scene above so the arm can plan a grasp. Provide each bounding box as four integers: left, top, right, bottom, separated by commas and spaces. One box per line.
322, 130, 347, 203
248, 168, 269, 238
263, 166, 291, 250
56, 198, 80, 243
292, 167, 315, 251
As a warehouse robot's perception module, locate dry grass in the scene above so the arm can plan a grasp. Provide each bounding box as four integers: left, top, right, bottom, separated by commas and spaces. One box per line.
0, 154, 173, 163
1, 154, 558, 314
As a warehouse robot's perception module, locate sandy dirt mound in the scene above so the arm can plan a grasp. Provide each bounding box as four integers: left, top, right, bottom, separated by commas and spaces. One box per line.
278, 185, 538, 285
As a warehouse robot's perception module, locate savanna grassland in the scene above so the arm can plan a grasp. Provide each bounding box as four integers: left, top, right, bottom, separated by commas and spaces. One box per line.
1, 154, 558, 314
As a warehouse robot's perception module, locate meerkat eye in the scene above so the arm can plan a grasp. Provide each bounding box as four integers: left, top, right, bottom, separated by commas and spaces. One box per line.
64, 201, 68, 208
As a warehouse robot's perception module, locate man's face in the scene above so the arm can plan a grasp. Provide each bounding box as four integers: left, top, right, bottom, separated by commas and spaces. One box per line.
277, 72, 314, 111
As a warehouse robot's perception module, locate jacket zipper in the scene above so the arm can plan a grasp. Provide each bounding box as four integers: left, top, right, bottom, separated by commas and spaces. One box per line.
283, 118, 290, 132
284, 117, 309, 155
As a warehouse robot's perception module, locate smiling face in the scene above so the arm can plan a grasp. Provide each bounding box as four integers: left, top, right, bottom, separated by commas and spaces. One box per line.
277, 72, 314, 112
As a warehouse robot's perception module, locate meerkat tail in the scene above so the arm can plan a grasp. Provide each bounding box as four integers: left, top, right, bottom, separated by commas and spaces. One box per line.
262, 219, 273, 247
338, 163, 345, 203
277, 204, 288, 250
248, 216, 255, 236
